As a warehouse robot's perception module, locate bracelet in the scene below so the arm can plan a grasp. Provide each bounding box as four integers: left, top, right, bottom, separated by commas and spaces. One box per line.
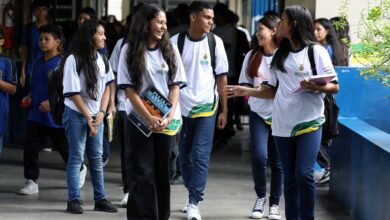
99, 109, 106, 115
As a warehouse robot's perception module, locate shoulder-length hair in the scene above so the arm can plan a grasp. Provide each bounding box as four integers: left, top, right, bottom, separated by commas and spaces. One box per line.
314, 18, 345, 66
126, 5, 177, 93
271, 5, 317, 73
70, 19, 104, 100
247, 15, 280, 78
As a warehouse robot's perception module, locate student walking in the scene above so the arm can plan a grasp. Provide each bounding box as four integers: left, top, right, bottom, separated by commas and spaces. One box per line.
0, 27, 17, 154
62, 20, 117, 214
227, 15, 283, 219
225, 6, 339, 220
170, 1, 229, 220
117, 5, 186, 220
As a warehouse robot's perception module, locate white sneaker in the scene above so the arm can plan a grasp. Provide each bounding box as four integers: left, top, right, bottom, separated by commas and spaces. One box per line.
120, 193, 129, 206
79, 164, 87, 188
19, 179, 39, 195
187, 204, 201, 220
182, 198, 189, 213
269, 204, 282, 220
251, 197, 265, 219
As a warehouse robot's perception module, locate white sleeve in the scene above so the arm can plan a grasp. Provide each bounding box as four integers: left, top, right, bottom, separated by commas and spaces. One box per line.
170, 34, 179, 47
105, 63, 115, 85
117, 44, 133, 89
109, 38, 124, 73
214, 35, 229, 75
62, 55, 81, 96
314, 45, 338, 82
238, 51, 253, 86
267, 63, 278, 87
171, 45, 187, 88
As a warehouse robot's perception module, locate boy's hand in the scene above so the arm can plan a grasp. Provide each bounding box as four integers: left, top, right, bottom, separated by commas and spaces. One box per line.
39, 100, 50, 112
21, 96, 31, 108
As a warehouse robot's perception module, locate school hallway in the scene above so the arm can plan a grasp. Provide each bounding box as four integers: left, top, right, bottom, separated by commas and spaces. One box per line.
0, 125, 351, 220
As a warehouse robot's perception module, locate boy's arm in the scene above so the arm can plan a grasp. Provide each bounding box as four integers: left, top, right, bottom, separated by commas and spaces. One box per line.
216, 74, 228, 129
0, 79, 16, 94
107, 82, 116, 117
20, 46, 28, 87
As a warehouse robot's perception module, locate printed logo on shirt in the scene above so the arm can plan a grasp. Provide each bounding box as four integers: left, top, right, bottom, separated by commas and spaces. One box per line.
200, 53, 210, 65
156, 63, 169, 75
294, 67, 310, 78
299, 64, 304, 71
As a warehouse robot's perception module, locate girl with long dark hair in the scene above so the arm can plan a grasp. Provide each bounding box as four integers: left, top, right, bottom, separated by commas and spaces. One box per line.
117, 5, 186, 220
225, 15, 283, 219
226, 6, 339, 220
62, 20, 117, 214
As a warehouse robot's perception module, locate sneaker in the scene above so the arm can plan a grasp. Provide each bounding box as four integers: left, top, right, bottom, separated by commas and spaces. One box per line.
317, 167, 330, 184
251, 197, 266, 219
314, 168, 325, 183
269, 204, 281, 220
79, 164, 87, 188
120, 193, 129, 207
182, 198, 189, 213
42, 147, 52, 152
18, 179, 39, 195
94, 199, 118, 213
187, 204, 201, 220
66, 199, 83, 214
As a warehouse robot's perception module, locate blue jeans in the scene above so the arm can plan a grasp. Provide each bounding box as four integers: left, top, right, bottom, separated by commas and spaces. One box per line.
249, 112, 283, 205
63, 106, 106, 201
179, 113, 217, 205
274, 128, 322, 220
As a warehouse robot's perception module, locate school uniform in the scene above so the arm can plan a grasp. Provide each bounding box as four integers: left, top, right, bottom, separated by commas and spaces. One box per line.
266, 45, 338, 220
117, 43, 187, 220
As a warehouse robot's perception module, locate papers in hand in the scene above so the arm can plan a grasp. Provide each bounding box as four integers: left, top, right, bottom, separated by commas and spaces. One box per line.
291, 73, 337, 93
125, 87, 172, 137
106, 114, 114, 142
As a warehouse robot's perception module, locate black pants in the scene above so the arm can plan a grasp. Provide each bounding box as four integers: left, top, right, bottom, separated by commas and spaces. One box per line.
125, 118, 176, 220
117, 111, 129, 193
24, 121, 68, 180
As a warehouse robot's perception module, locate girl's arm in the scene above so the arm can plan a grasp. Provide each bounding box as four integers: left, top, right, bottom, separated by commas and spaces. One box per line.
69, 95, 97, 136
157, 84, 180, 131
0, 80, 16, 94
224, 84, 276, 99
300, 80, 339, 94
93, 85, 110, 127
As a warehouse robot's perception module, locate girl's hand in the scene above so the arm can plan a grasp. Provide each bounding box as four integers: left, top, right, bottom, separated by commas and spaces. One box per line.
300, 79, 318, 91
147, 115, 162, 131
21, 96, 31, 108
224, 85, 246, 98
156, 118, 170, 131
39, 100, 51, 112
93, 111, 105, 127
87, 117, 98, 136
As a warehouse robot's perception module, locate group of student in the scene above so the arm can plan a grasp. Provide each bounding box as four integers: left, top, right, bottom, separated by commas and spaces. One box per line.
0, 0, 346, 220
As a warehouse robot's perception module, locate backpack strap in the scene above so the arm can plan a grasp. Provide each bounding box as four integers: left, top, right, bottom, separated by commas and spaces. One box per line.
206, 32, 216, 75
177, 31, 187, 56
308, 44, 317, 76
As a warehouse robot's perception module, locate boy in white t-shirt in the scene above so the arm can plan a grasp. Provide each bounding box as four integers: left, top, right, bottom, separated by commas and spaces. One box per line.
170, 2, 229, 220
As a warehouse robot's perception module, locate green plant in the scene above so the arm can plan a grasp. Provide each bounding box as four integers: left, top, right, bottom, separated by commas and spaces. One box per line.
353, 0, 390, 86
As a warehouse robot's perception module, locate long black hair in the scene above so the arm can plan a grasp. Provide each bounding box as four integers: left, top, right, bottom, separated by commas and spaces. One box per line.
126, 5, 177, 93
248, 15, 280, 78
330, 16, 350, 66
70, 19, 103, 100
314, 18, 345, 66
271, 5, 317, 73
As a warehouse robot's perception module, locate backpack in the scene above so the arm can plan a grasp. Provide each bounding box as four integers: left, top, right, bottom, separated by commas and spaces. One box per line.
177, 31, 216, 74
308, 45, 340, 140
234, 28, 249, 75
47, 52, 110, 125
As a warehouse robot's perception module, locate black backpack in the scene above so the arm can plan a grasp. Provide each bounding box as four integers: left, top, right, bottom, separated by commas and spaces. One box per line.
47, 53, 110, 125
308, 45, 340, 140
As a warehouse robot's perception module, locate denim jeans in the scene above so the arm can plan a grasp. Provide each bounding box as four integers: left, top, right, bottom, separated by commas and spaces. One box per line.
63, 106, 106, 201
274, 128, 322, 220
102, 118, 110, 162
179, 113, 217, 205
249, 112, 283, 205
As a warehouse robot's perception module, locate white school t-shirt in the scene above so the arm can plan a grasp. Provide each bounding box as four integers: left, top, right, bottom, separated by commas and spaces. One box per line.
268, 45, 338, 137
170, 33, 229, 118
109, 38, 126, 111
117, 44, 187, 136
63, 53, 115, 115
238, 50, 273, 124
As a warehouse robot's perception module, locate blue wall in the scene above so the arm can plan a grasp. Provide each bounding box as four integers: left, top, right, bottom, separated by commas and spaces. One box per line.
335, 67, 390, 133
331, 67, 390, 220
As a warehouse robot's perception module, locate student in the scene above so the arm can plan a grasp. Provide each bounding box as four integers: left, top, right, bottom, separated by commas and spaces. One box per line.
62, 20, 117, 214
117, 5, 186, 220
170, 1, 229, 220
0, 27, 17, 154
20, 0, 50, 87
18, 24, 72, 195
227, 15, 283, 219
225, 6, 339, 220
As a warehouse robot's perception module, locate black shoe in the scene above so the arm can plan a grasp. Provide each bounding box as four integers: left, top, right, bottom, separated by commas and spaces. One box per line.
94, 199, 118, 213
66, 199, 83, 214
171, 174, 184, 185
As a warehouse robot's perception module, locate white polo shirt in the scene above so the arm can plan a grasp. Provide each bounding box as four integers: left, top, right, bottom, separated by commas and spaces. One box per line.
238, 50, 274, 124
109, 38, 126, 111
117, 44, 187, 135
268, 45, 338, 137
63, 53, 115, 115
170, 33, 229, 118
